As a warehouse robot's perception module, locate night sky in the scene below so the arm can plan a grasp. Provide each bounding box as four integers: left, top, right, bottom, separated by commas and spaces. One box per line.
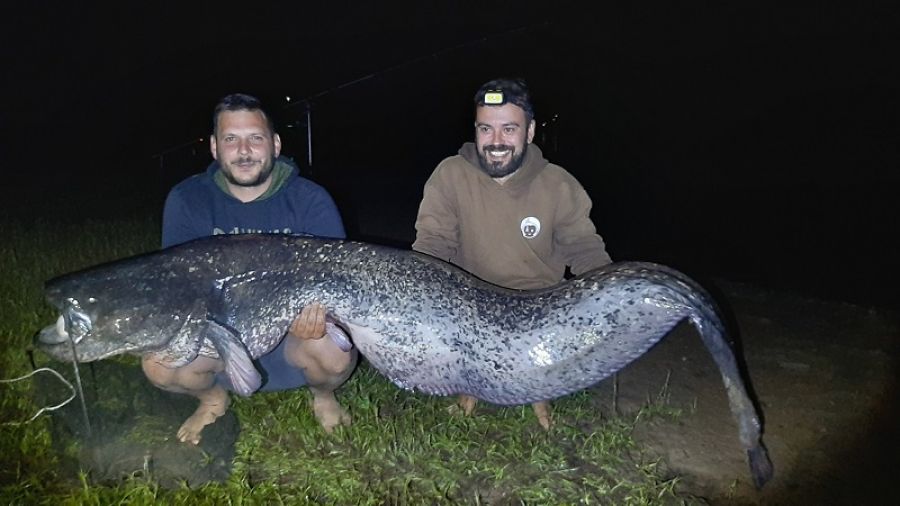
3, 3, 897, 307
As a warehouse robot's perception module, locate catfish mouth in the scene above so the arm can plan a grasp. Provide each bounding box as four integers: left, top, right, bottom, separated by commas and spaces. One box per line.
35, 321, 84, 362
37, 314, 70, 346
36, 296, 85, 355
35, 299, 127, 363
35, 314, 110, 362
37, 297, 91, 346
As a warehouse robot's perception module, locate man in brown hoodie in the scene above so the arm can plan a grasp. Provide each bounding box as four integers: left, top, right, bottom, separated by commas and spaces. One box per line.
413, 78, 613, 429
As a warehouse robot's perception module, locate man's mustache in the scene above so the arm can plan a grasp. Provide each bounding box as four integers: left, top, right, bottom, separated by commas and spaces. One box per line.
483, 144, 514, 153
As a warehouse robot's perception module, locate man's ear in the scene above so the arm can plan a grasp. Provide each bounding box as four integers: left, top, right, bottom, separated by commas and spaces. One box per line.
273, 133, 282, 157
527, 120, 536, 144
209, 135, 218, 160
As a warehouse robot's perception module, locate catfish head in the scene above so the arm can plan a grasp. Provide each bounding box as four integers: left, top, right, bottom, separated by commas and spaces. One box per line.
35, 253, 207, 362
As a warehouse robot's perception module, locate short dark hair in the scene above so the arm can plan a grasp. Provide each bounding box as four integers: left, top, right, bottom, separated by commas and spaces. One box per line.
474, 78, 534, 123
212, 93, 276, 135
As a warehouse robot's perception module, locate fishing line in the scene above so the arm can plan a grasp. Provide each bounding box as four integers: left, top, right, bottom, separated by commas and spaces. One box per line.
0, 367, 76, 425
65, 335, 93, 436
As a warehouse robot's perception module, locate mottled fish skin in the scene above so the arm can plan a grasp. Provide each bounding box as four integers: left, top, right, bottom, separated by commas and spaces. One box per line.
35, 233, 772, 487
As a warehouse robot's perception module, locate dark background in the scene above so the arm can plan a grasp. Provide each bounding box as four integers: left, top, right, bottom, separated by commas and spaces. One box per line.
3, 3, 897, 308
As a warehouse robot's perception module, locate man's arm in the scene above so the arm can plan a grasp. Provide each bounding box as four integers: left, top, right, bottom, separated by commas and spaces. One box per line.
554, 180, 613, 275
412, 170, 459, 261
161, 188, 202, 248
290, 184, 346, 339
301, 188, 346, 239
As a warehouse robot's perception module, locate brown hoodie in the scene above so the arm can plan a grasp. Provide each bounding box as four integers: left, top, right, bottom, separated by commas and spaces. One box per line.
413, 143, 612, 290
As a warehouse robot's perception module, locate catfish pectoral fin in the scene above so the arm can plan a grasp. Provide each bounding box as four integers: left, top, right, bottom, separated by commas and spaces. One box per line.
206, 320, 261, 396
324, 318, 352, 352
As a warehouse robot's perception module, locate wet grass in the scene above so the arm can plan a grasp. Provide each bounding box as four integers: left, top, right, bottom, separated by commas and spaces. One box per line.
0, 216, 697, 504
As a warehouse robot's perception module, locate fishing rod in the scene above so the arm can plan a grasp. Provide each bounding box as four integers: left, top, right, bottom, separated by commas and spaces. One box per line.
152, 20, 552, 170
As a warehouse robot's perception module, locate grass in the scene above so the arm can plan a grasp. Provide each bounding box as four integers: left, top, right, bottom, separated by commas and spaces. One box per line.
0, 215, 698, 505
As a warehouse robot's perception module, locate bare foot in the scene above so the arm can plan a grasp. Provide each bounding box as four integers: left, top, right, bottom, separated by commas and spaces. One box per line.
447, 394, 477, 416
312, 392, 351, 432
532, 401, 552, 430
177, 393, 230, 445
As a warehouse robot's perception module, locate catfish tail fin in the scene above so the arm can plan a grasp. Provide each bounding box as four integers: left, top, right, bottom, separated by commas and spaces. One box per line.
689, 294, 773, 488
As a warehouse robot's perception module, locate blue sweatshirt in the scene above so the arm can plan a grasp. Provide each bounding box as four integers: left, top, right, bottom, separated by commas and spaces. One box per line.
161, 157, 345, 392
162, 157, 345, 248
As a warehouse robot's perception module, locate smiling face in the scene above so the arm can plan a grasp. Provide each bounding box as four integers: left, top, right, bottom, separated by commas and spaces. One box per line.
474, 103, 535, 178
210, 109, 282, 201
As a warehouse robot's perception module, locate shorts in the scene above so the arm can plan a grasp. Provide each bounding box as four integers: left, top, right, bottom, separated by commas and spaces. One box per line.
215, 335, 308, 393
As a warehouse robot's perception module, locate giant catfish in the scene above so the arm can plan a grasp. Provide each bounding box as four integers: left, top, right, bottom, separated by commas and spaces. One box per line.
35, 233, 773, 488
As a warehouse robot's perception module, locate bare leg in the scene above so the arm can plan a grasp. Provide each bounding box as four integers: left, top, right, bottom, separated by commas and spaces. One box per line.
532, 400, 552, 430
451, 395, 551, 430
141, 355, 229, 445
284, 334, 358, 432
450, 394, 478, 415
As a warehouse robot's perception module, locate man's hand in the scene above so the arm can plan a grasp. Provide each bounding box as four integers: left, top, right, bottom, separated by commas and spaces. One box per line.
289, 302, 327, 340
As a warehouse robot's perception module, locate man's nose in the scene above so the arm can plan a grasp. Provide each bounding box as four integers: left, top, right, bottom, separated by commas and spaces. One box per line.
238, 138, 252, 154
491, 129, 504, 145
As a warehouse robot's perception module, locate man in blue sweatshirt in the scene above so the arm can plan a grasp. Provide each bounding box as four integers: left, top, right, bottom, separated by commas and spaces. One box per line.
146, 93, 356, 444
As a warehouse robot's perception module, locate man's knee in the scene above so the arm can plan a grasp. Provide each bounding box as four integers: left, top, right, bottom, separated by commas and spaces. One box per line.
285, 335, 357, 378
141, 356, 175, 388
319, 346, 358, 377
141, 355, 222, 392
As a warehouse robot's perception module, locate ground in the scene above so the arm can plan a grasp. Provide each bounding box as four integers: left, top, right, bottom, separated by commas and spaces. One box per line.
590, 281, 899, 505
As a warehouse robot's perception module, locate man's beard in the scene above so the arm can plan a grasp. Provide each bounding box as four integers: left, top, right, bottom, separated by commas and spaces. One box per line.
477, 143, 527, 178
222, 156, 274, 187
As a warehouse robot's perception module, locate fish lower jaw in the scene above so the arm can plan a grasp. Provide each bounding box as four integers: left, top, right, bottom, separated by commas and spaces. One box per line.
36, 341, 146, 363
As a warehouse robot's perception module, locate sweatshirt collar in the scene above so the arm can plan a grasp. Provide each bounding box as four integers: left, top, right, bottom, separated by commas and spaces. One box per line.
211, 157, 296, 202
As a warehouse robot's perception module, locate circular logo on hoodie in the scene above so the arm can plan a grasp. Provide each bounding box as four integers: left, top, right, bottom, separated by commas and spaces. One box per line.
520, 216, 541, 239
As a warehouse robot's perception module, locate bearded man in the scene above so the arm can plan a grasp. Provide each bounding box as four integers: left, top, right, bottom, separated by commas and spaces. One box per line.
412, 78, 613, 430
152, 93, 356, 444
